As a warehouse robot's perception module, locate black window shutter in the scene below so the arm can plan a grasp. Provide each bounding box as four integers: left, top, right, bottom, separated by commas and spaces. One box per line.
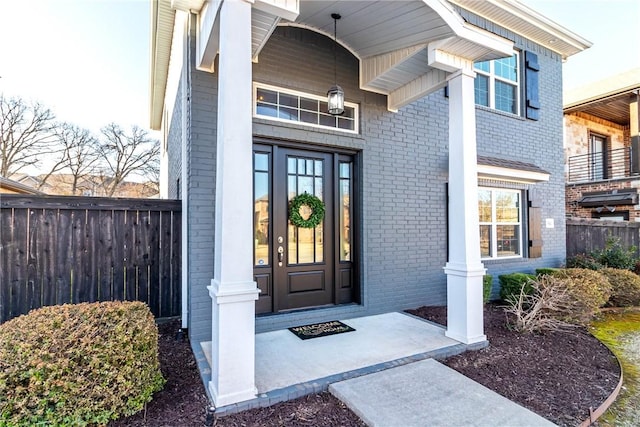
524, 51, 540, 120
528, 191, 542, 258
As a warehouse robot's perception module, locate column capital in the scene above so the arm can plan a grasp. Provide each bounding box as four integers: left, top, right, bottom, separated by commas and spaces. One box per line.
447, 68, 476, 80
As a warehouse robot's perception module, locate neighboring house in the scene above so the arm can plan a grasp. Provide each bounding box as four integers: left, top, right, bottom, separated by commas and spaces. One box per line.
0, 176, 45, 195
564, 68, 640, 221
150, 0, 589, 408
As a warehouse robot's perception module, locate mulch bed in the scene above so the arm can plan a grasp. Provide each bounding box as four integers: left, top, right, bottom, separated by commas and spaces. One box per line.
111, 304, 620, 427
407, 304, 621, 426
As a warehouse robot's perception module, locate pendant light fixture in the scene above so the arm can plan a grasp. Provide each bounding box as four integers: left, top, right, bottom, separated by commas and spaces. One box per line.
327, 13, 344, 116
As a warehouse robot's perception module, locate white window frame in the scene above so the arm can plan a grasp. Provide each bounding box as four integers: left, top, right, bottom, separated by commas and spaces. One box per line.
253, 83, 359, 134
479, 187, 523, 260
474, 52, 521, 115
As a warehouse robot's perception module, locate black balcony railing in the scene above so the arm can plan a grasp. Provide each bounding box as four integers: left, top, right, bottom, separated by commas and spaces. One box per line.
568, 147, 636, 183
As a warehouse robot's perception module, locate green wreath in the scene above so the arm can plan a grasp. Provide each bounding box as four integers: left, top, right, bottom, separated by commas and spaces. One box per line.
289, 192, 325, 228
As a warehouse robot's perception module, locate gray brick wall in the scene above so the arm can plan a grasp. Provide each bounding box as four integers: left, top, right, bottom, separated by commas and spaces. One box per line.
167, 76, 183, 199
459, 9, 567, 297
166, 14, 568, 337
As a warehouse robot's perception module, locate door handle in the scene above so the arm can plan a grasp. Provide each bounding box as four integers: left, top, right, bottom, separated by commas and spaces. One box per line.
277, 246, 284, 266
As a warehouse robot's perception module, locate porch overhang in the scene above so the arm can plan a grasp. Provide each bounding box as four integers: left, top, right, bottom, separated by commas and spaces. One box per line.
150, 0, 591, 129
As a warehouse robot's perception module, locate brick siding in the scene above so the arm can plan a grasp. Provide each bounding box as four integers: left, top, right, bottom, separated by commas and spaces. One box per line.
165, 11, 569, 336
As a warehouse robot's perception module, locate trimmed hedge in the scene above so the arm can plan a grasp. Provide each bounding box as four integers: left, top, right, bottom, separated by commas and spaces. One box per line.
0, 301, 165, 426
536, 268, 561, 277
483, 275, 493, 304
499, 273, 536, 302
601, 268, 640, 307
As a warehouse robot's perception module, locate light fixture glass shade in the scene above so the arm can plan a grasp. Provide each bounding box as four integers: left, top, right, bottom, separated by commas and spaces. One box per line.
327, 85, 344, 115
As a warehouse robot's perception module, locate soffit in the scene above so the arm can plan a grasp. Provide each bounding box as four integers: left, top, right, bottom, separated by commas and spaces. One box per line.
447, 0, 592, 59
564, 69, 640, 126
150, 0, 175, 130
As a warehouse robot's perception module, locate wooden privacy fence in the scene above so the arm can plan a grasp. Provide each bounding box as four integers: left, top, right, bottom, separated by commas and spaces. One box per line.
0, 195, 181, 324
566, 218, 640, 258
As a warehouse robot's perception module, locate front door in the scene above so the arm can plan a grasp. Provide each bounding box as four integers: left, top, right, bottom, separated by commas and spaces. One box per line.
253, 143, 356, 314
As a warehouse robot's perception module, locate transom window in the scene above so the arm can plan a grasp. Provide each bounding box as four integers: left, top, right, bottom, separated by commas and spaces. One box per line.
479, 188, 522, 259
254, 83, 358, 133
474, 53, 520, 115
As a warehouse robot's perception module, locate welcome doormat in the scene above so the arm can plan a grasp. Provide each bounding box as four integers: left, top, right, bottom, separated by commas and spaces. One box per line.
288, 320, 356, 340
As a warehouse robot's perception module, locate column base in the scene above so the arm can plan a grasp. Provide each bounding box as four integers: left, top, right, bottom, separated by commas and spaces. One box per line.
207, 279, 259, 408
444, 262, 487, 345
209, 382, 258, 409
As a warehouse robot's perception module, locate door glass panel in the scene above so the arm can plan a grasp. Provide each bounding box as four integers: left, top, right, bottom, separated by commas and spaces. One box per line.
315, 224, 324, 263
299, 176, 313, 195
287, 155, 324, 265
254, 153, 270, 266
297, 227, 315, 264
339, 161, 352, 261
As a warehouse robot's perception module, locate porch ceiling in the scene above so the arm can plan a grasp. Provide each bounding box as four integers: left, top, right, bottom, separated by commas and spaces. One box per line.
150, 0, 591, 128
266, 0, 514, 110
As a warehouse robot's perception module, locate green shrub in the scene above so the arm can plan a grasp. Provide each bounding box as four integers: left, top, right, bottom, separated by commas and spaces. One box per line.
553, 268, 612, 323
499, 273, 536, 303
483, 274, 493, 304
566, 253, 603, 270
0, 301, 165, 426
601, 268, 640, 307
536, 267, 560, 277
593, 237, 638, 270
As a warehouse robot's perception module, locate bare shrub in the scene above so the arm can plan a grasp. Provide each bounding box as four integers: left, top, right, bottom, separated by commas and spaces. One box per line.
504, 275, 578, 333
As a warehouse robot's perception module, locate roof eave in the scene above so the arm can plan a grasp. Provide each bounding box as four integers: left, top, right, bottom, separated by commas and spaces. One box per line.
447, 0, 592, 59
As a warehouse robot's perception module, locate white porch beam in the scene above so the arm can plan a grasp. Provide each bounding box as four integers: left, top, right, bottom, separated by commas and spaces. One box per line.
207, 0, 259, 408
428, 39, 474, 73
387, 68, 448, 112
196, 0, 222, 72
253, 0, 299, 22
444, 67, 487, 345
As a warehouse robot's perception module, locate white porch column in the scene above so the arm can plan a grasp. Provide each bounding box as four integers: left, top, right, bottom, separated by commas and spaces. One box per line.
207, 0, 259, 407
444, 68, 487, 345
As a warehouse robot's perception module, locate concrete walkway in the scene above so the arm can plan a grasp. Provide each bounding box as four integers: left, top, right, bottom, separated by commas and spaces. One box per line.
330, 358, 556, 427
202, 312, 557, 425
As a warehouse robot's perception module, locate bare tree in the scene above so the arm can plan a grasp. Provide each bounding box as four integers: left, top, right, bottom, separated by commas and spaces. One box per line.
0, 95, 58, 177
95, 123, 160, 197
41, 123, 100, 194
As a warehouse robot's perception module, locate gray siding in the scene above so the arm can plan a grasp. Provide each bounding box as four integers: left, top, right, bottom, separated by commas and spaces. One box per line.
167, 14, 568, 337
462, 10, 567, 297
167, 76, 183, 199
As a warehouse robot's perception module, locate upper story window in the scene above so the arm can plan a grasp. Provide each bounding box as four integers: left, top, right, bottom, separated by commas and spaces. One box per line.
474, 53, 520, 115
254, 83, 359, 134
479, 187, 522, 260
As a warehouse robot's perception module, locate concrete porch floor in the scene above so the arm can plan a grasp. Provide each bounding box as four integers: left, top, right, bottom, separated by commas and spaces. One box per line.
200, 312, 478, 414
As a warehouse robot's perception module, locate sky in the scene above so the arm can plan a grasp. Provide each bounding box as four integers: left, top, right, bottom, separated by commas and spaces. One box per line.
0, 0, 639, 136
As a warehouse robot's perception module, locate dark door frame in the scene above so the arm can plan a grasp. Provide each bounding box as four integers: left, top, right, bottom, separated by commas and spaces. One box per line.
253, 138, 360, 315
